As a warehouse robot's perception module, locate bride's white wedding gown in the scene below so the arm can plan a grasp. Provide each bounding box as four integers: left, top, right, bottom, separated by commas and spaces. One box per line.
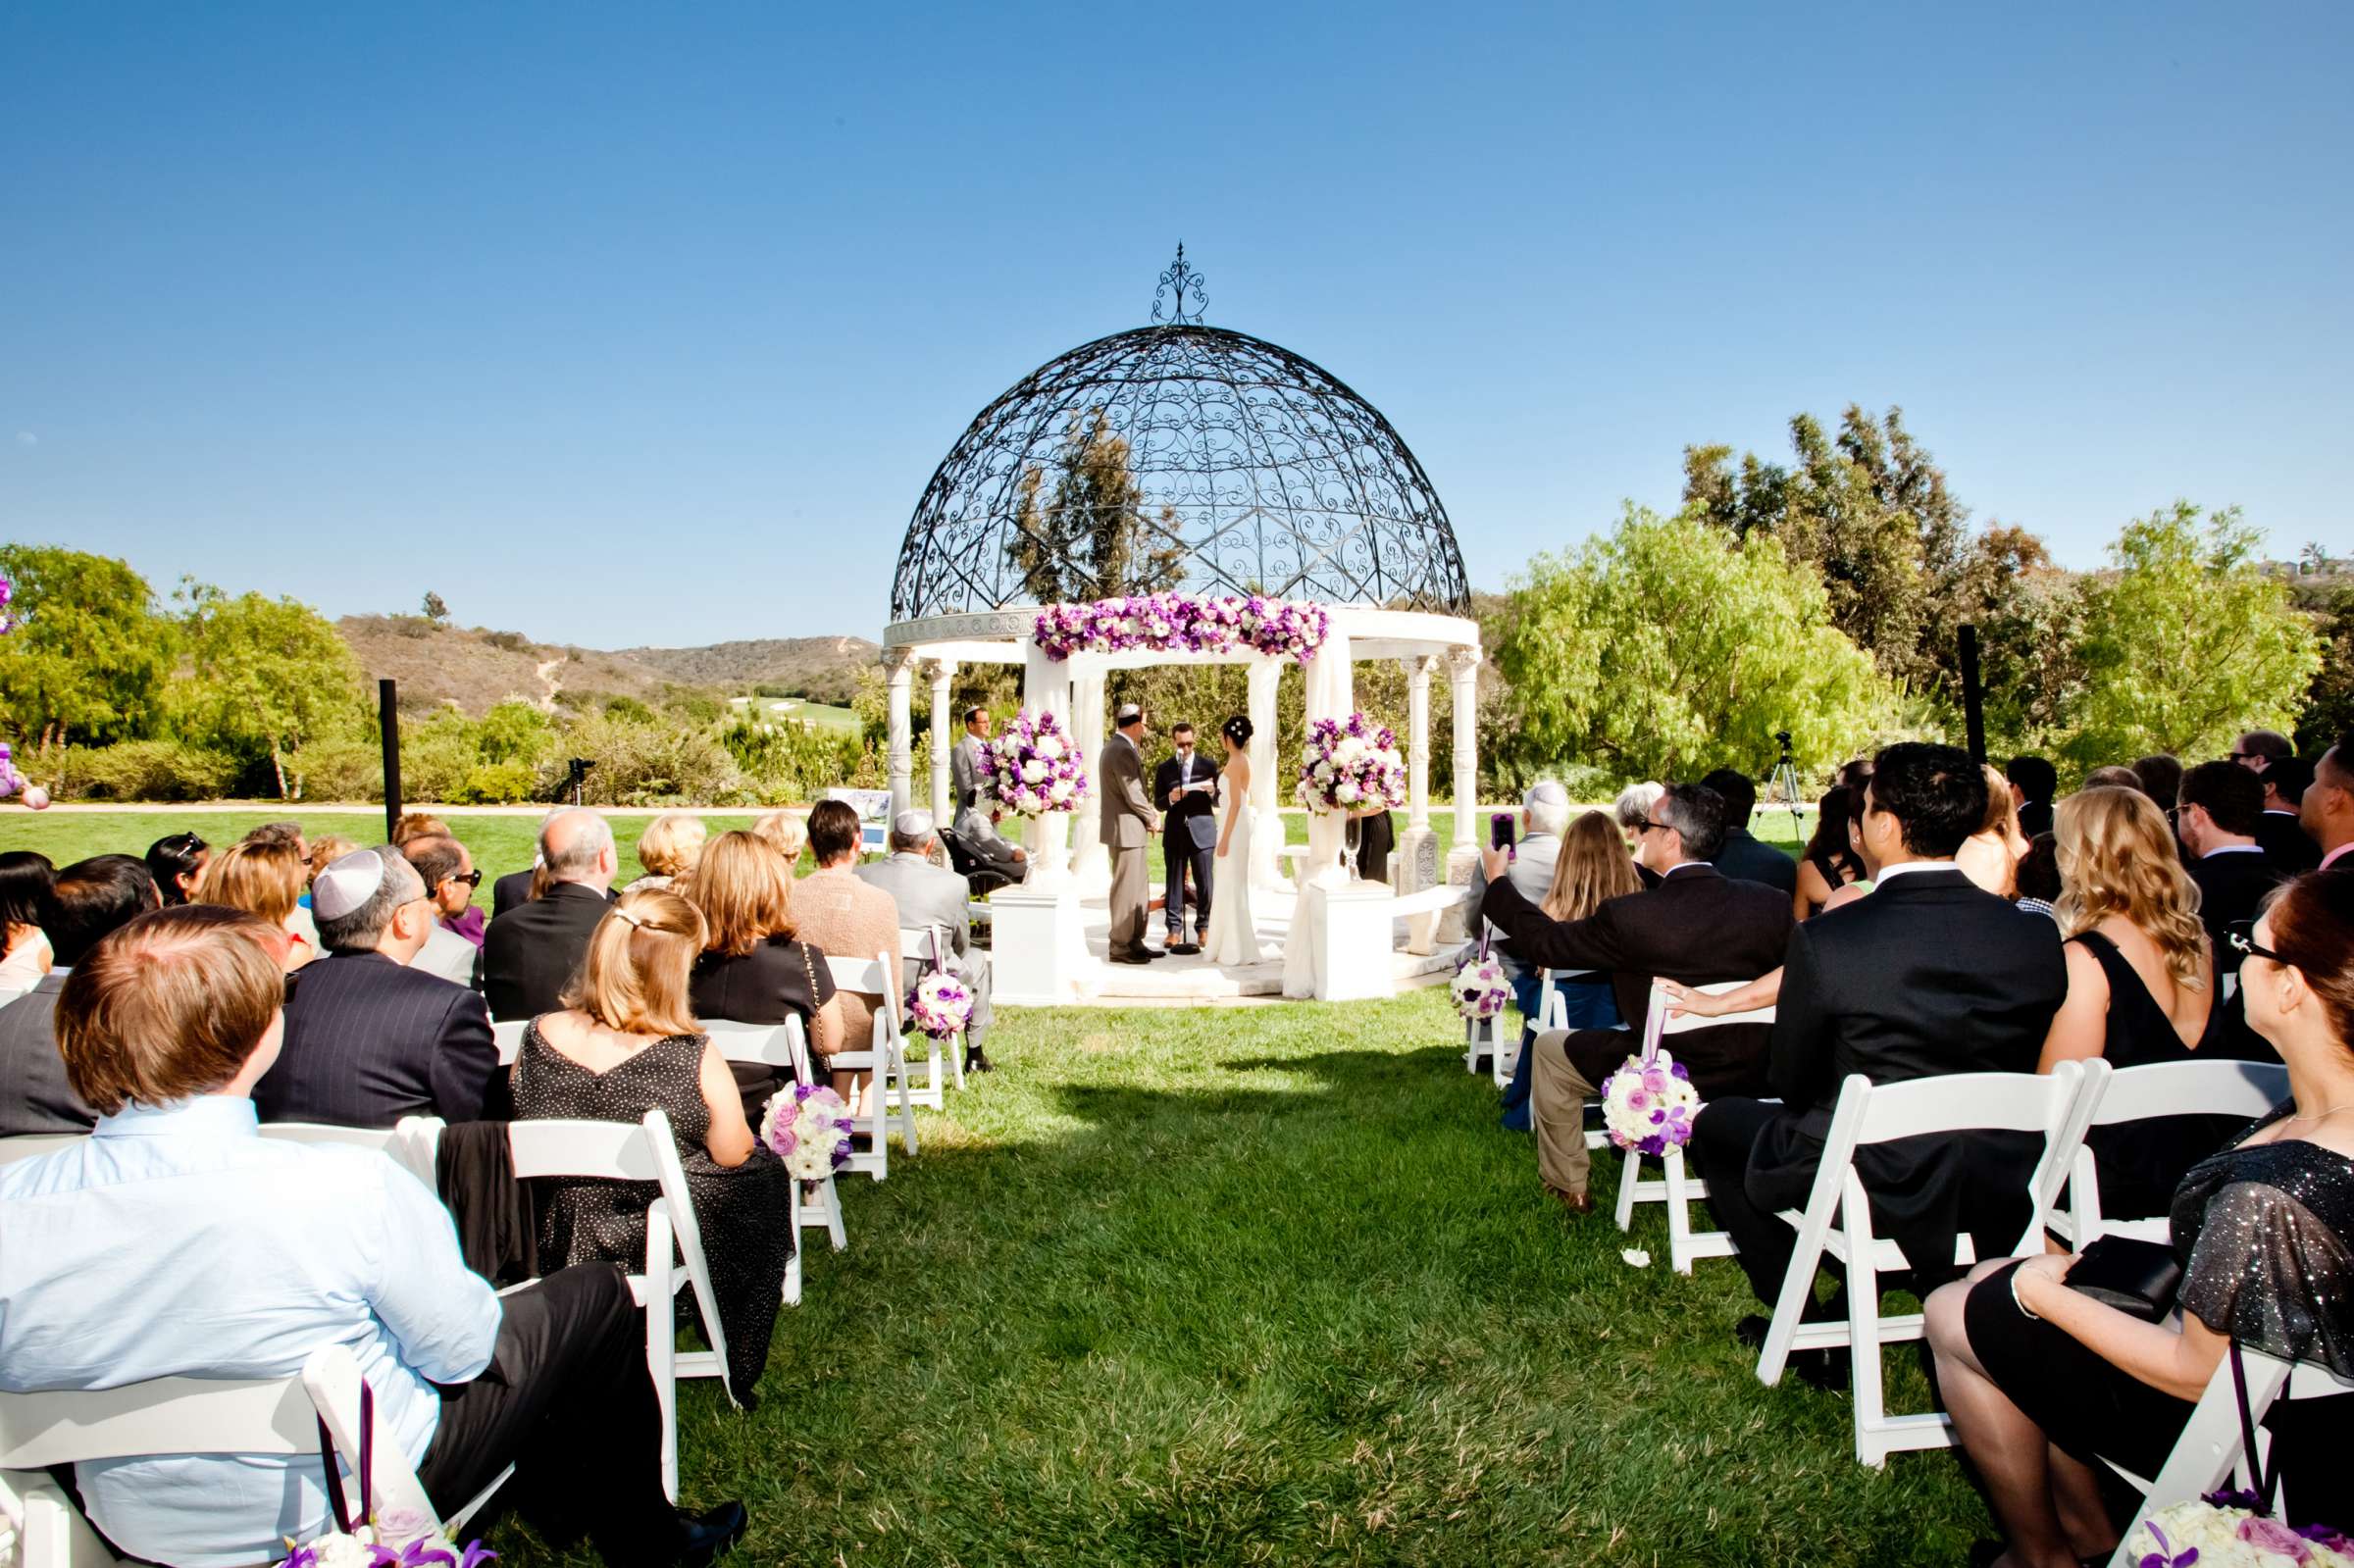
1203, 773, 1260, 966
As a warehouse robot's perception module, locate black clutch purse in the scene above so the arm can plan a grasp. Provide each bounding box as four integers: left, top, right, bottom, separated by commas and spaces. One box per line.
2064, 1235, 2183, 1323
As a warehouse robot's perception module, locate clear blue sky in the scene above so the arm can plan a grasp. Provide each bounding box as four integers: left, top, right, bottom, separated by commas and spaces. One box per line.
5, 2, 2348, 648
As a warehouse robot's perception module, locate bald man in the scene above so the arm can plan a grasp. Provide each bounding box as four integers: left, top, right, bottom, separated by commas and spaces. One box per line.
479, 808, 617, 1021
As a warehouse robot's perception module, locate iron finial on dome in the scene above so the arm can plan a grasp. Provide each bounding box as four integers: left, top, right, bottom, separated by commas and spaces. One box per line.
1151, 243, 1206, 325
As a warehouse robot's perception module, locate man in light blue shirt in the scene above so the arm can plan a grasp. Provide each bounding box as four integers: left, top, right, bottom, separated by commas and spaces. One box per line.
0, 905, 748, 1568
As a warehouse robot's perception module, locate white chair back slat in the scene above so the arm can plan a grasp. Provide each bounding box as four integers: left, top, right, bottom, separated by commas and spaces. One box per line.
491, 1019, 528, 1066
505, 1117, 664, 1182
701, 1020, 795, 1071
2059, 1058, 2285, 1247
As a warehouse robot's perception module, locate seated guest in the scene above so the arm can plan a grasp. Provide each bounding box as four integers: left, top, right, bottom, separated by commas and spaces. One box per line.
1793, 784, 1868, 919
511, 888, 794, 1399
791, 800, 904, 1103
859, 810, 996, 1074
0, 855, 158, 1136
2302, 735, 2352, 871
490, 806, 571, 918
2007, 754, 2057, 838
2129, 752, 2183, 813
1497, 812, 1640, 1132
2039, 787, 2238, 1220
2253, 753, 2320, 871
683, 830, 844, 1121
305, 835, 360, 892
402, 834, 487, 970
1691, 743, 2068, 1357
1479, 783, 1792, 1214
961, 806, 1029, 879
1700, 769, 1799, 896
391, 810, 450, 845
143, 831, 210, 907
2013, 832, 2060, 918
481, 807, 617, 1020
1957, 764, 2032, 898
0, 851, 55, 984
256, 847, 502, 1127
2176, 758, 2283, 972
1926, 873, 2354, 1568
627, 811, 706, 892
243, 819, 308, 857
0, 904, 747, 1568
1612, 781, 1664, 856
243, 820, 323, 949
1466, 780, 1571, 986
2080, 764, 2142, 790
196, 838, 317, 971
751, 808, 809, 875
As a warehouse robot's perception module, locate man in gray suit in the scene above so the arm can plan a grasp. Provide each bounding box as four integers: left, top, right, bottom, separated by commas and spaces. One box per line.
1466, 779, 1572, 983
950, 707, 991, 839
856, 811, 996, 1072
1100, 704, 1159, 964
0, 854, 159, 1137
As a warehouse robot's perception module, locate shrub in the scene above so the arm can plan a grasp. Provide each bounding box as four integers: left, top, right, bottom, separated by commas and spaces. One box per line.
562, 710, 747, 806
281, 733, 384, 801
44, 740, 241, 802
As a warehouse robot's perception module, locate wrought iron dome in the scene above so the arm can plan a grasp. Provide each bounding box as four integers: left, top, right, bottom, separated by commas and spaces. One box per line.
889, 251, 1471, 624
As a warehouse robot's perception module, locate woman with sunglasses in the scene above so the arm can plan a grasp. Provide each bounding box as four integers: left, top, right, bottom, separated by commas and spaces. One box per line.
1925, 872, 2354, 1568
143, 832, 210, 907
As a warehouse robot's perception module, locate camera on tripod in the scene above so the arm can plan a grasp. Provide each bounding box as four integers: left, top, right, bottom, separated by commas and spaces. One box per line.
565, 757, 596, 806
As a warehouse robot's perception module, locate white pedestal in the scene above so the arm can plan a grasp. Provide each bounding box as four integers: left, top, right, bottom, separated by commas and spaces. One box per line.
1311, 882, 1396, 1002
989, 885, 1083, 1006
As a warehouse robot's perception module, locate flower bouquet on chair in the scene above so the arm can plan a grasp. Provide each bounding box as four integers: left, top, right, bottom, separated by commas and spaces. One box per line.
1292, 713, 1407, 815
981, 709, 1090, 816
906, 970, 973, 1040
277, 1518, 495, 1566
2124, 1497, 2354, 1567
758, 1084, 855, 1181
1598, 1042, 1703, 1157
1451, 938, 1510, 1023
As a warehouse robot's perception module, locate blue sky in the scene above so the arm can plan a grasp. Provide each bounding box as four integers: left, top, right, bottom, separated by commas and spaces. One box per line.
4, 2, 2348, 648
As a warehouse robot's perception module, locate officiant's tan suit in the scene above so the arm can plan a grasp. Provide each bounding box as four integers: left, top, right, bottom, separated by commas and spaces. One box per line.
1100, 718, 1157, 962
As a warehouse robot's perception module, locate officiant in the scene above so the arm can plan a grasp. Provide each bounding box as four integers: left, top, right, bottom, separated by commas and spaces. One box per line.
1155, 721, 1218, 955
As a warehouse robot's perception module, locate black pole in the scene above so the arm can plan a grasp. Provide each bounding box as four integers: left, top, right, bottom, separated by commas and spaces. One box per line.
379, 679, 403, 842
1959, 624, 1986, 767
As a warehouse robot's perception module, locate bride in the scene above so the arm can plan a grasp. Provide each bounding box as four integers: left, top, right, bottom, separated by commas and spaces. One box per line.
1202, 715, 1260, 965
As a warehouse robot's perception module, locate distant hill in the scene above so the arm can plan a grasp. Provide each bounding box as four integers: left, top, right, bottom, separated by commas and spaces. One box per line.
337, 617, 879, 715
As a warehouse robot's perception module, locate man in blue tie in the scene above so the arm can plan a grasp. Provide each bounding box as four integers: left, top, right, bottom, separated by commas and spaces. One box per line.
1154, 721, 1219, 955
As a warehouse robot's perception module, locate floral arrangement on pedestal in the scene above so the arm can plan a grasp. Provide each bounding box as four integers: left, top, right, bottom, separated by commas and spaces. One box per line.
274, 1508, 495, 1566
981, 709, 1090, 815
1451, 948, 1510, 1022
1293, 713, 1407, 815
2124, 1495, 2354, 1566
905, 970, 974, 1039
759, 1083, 855, 1181
1599, 1045, 1703, 1156
1031, 593, 1328, 663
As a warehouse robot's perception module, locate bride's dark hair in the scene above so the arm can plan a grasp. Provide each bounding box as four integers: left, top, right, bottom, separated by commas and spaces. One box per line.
1221, 715, 1253, 749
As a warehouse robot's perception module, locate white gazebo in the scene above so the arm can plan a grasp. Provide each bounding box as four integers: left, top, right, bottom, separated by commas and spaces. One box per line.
878, 251, 1483, 1003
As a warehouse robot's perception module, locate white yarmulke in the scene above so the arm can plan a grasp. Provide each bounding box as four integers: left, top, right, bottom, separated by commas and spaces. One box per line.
311, 849, 386, 921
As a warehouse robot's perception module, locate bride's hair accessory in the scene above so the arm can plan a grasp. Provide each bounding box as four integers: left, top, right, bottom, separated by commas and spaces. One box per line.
1222, 715, 1254, 747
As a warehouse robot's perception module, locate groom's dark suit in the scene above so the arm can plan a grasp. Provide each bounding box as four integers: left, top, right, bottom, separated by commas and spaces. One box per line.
1155, 748, 1218, 939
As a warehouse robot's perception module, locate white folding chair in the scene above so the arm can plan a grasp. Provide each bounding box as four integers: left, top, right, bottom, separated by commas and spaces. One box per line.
2102, 1345, 2354, 1565
506, 1108, 733, 1501
0, 1342, 506, 1568
1611, 980, 1776, 1274
702, 1019, 846, 1306
2054, 1058, 2288, 1246
491, 1018, 528, 1066
824, 952, 917, 1179
257, 1116, 442, 1189
1464, 1006, 1505, 1078
1756, 1062, 2103, 1467
897, 923, 964, 1106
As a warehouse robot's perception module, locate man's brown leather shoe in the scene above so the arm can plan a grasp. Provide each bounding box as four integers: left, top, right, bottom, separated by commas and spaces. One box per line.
1545, 1185, 1593, 1215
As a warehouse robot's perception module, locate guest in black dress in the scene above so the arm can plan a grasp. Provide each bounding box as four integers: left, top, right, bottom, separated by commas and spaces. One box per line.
510, 886, 795, 1401
1927, 872, 2354, 1568
681, 831, 844, 1126
1791, 784, 1868, 920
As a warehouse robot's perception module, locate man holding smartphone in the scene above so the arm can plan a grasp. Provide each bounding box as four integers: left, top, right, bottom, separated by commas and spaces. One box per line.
1155, 721, 1218, 954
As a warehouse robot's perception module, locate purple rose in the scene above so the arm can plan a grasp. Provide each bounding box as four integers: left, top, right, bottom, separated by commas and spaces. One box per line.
2238, 1517, 2310, 1559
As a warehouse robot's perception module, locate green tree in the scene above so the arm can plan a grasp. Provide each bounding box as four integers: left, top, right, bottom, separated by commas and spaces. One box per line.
1492, 506, 1898, 782
174, 583, 368, 798
0, 544, 175, 748
2293, 583, 2354, 755
422, 590, 449, 624
1004, 409, 1185, 604
2065, 504, 2321, 766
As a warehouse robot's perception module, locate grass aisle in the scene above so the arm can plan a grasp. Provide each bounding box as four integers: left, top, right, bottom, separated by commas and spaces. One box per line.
520, 986, 1988, 1567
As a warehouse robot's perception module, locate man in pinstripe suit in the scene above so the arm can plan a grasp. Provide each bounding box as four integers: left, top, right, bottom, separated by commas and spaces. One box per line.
253, 847, 503, 1128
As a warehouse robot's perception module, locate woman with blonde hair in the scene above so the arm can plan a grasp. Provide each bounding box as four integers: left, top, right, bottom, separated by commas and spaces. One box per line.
626, 811, 706, 892
1501, 812, 1640, 1131
510, 886, 793, 1396
750, 808, 807, 875
2039, 784, 2236, 1219
194, 838, 316, 971
684, 830, 844, 1118
1955, 765, 2031, 898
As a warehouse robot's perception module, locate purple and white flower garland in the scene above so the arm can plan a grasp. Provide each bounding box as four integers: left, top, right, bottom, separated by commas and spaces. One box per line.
982, 709, 1090, 815
759, 1083, 855, 1181
1599, 1047, 1702, 1156
1031, 593, 1329, 664
1293, 713, 1407, 815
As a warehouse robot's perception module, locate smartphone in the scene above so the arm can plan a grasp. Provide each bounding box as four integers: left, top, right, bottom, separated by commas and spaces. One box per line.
1490, 812, 1516, 852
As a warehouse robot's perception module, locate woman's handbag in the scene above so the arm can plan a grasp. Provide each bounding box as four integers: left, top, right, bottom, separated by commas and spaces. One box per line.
2063, 1234, 2184, 1323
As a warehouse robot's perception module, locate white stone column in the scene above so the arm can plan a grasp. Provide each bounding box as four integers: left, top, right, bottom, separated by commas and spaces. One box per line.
1070, 663, 1110, 894
1398, 654, 1440, 897
884, 647, 916, 821
1246, 657, 1282, 893
1439, 645, 1482, 942
924, 658, 955, 827
994, 639, 1082, 1005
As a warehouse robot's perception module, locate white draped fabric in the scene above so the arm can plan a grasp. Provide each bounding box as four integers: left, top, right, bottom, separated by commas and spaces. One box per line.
1282, 631, 1355, 998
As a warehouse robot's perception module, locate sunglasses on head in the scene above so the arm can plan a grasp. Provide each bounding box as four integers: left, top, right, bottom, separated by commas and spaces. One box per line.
442, 869, 485, 888
158, 832, 207, 853
2226, 920, 2285, 966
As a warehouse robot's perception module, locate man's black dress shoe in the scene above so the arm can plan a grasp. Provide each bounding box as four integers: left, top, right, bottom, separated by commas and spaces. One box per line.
964, 1046, 995, 1073
1168, 941, 1202, 955
1109, 951, 1154, 965
666, 1500, 748, 1567
1733, 1314, 1850, 1391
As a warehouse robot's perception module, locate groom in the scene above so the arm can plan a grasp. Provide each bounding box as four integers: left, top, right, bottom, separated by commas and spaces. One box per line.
1155, 721, 1218, 955
1100, 704, 1159, 965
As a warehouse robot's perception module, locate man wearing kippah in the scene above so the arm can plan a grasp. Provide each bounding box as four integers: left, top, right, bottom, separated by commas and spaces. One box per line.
1100, 705, 1160, 964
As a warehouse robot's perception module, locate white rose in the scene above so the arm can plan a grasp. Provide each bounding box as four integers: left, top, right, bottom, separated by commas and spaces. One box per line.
1049, 779, 1072, 802
1038, 736, 1063, 760
1313, 760, 1334, 780
312, 1537, 377, 1568
1334, 737, 1363, 764
1336, 781, 1359, 803
1022, 760, 1047, 784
